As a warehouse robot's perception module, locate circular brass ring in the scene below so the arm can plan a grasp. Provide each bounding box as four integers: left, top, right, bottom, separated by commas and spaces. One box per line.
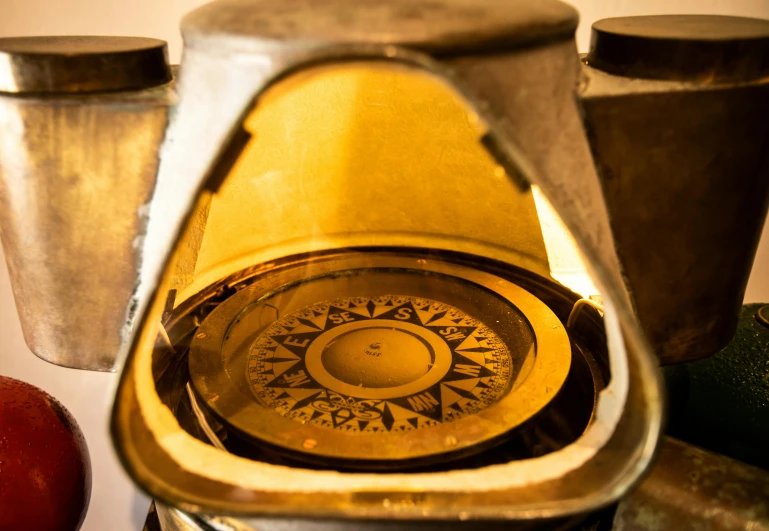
189, 253, 571, 466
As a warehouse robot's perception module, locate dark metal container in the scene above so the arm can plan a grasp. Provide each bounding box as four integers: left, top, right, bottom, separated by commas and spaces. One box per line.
580, 16, 769, 364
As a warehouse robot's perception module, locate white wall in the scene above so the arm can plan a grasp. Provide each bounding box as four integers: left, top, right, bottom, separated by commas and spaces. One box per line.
0, 2, 767, 531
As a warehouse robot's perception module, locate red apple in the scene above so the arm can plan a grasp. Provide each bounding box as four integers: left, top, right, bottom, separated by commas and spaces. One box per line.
0, 376, 91, 531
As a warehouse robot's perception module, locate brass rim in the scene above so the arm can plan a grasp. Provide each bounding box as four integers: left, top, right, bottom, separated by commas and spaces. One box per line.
189, 254, 571, 465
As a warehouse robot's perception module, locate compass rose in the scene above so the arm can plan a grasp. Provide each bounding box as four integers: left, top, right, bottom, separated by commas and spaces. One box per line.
247, 295, 513, 433
188, 255, 571, 465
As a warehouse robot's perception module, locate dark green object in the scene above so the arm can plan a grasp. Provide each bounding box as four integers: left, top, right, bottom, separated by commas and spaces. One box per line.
665, 303, 769, 470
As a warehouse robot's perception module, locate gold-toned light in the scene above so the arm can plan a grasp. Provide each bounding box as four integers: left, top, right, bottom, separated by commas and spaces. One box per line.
176, 63, 553, 300
532, 186, 598, 298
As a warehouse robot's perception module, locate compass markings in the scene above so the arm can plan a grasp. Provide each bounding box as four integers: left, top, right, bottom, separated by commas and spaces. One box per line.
455, 334, 483, 351
375, 303, 423, 325
443, 377, 479, 391
331, 408, 356, 428
271, 359, 300, 377
326, 305, 369, 327
457, 346, 495, 353
271, 332, 321, 355
344, 302, 373, 318
450, 361, 497, 380
440, 384, 465, 410
248, 294, 513, 433
453, 349, 486, 367
294, 317, 322, 330
389, 383, 444, 423
424, 310, 447, 325
381, 403, 395, 431
443, 382, 479, 401
286, 389, 323, 411
265, 362, 317, 388
429, 325, 477, 345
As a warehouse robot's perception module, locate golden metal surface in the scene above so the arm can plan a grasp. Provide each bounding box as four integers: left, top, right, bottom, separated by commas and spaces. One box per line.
189, 254, 570, 466
614, 437, 769, 530
189, 63, 551, 288
0, 36, 171, 94
0, 84, 174, 370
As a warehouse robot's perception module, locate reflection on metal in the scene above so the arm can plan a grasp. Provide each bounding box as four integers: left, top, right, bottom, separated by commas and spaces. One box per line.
154, 504, 210, 531
566, 299, 604, 332
153, 436, 769, 530
614, 437, 769, 530
531, 186, 598, 298
185, 383, 227, 452
0, 38, 174, 369
757, 305, 769, 329
581, 15, 769, 364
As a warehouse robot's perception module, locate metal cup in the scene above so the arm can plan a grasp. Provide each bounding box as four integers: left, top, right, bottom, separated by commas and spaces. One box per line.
0, 36, 174, 370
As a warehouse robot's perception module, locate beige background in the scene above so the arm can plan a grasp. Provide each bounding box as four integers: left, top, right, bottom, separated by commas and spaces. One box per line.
0, 1, 767, 530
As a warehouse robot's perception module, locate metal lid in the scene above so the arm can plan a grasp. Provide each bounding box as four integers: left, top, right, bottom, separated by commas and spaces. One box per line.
182, 0, 579, 55
586, 15, 769, 84
0, 36, 172, 94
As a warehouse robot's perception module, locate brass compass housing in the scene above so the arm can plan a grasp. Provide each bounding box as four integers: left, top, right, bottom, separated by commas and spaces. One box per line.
188, 253, 571, 467
110, 0, 662, 524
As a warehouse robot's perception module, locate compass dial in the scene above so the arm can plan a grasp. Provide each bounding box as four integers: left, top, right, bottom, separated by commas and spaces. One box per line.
247, 295, 513, 433
188, 253, 571, 466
